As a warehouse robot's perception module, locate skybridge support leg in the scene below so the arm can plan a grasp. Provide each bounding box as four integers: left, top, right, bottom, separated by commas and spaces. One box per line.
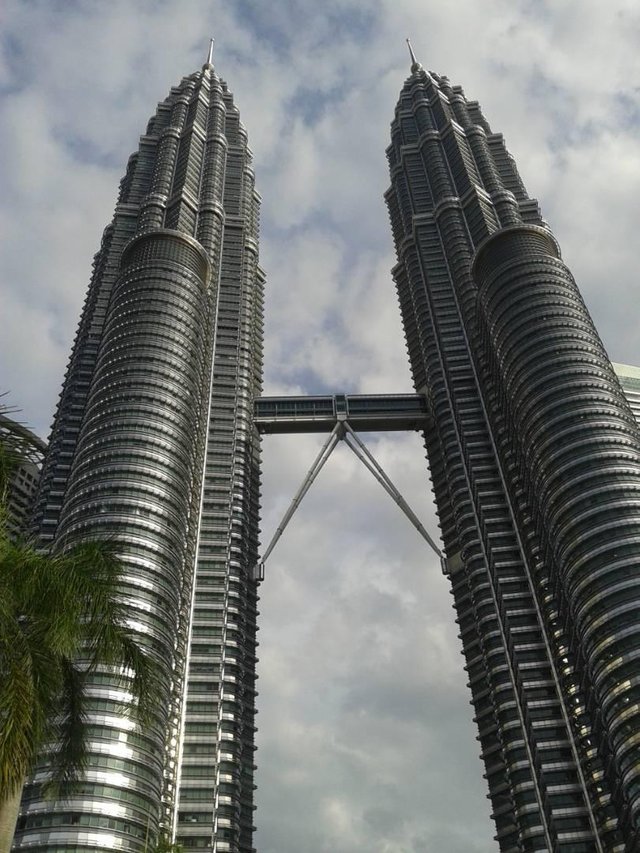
341, 422, 443, 561
250, 424, 341, 580
254, 420, 444, 580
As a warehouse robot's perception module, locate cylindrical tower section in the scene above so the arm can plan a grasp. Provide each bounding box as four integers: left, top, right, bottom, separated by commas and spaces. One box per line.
15, 230, 213, 853
197, 72, 227, 264
138, 127, 180, 231
473, 224, 640, 841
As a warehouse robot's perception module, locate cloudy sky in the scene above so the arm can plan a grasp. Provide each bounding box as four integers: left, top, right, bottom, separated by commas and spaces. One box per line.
1, 1, 639, 851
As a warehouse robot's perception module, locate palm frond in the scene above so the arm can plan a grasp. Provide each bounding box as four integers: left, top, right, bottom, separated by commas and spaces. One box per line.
0, 621, 38, 795
113, 633, 162, 725
43, 659, 88, 800
0, 461, 156, 800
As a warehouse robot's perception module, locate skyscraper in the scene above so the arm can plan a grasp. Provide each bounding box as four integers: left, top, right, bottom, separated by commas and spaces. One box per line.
14, 47, 264, 853
0, 414, 46, 540
385, 48, 640, 851
615, 364, 640, 424
11, 39, 640, 853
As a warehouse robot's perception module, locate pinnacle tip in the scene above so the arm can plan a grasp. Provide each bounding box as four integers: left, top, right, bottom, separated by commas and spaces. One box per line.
406, 38, 421, 72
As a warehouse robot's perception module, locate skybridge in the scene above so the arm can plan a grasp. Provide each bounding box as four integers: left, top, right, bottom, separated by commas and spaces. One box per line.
252, 392, 445, 580
254, 392, 431, 434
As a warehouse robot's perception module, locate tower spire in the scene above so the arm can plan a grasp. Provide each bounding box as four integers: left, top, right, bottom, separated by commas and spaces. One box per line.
406, 38, 422, 73
204, 37, 215, 68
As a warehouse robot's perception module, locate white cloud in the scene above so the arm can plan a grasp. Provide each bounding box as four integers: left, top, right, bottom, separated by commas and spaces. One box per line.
1, 0, 638, 850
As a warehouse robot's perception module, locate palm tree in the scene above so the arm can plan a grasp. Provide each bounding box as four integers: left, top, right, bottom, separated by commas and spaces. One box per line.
0, 416, 158, 852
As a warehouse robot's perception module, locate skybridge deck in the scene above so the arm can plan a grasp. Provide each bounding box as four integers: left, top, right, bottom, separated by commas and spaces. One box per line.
254, 393, 430, 434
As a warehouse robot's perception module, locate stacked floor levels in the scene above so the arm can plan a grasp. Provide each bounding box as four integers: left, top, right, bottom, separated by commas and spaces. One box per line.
14, 53, 264, 853
386, 53, 640, 851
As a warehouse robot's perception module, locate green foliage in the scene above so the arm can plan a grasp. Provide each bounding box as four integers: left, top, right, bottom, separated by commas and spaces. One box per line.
0, 416, 159, 804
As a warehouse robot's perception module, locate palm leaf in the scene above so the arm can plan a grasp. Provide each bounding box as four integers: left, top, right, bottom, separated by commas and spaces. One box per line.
1, 416, 158, 808
43, 659, 88, 799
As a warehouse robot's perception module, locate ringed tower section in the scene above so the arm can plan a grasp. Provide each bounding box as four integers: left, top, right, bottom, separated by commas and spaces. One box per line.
385, 45, 640, 851
16, 46, 264, 853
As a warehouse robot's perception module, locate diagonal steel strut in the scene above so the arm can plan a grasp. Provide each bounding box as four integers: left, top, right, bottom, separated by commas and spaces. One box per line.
252, 419, 443, 581
341, 421, 443, 559
251, 423, 341, 579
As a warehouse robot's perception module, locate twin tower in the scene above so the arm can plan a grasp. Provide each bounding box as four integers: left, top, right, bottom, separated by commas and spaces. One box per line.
13, 46, 640, 853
